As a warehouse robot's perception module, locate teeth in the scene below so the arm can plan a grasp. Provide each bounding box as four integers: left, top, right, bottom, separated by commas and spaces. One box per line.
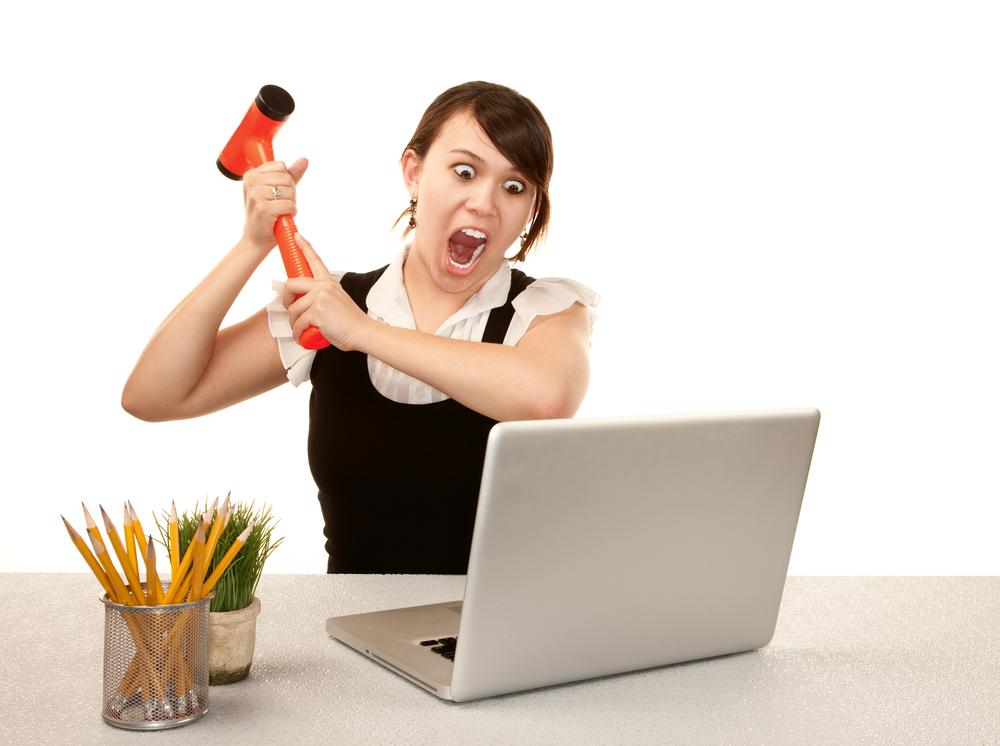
460, 227, 487, 240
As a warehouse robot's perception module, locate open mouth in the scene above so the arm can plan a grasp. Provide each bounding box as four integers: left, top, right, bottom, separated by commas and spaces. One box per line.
446, 227, 488, 272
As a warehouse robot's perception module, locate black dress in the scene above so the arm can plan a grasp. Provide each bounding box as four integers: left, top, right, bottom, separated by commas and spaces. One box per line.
307, 263, 537, 573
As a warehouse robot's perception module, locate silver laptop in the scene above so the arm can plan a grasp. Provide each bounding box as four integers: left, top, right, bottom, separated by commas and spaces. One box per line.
325, 408, 821, 701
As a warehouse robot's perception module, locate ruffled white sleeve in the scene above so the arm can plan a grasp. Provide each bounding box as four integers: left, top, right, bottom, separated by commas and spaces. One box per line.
266, 273, 347, 387
503, 277, 601, 347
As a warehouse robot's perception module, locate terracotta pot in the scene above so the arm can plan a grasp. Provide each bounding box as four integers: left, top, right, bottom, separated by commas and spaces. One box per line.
208, 596, 261, 685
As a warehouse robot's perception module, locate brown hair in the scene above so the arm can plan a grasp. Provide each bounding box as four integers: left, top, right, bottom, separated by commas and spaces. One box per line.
393, 81, 554, 263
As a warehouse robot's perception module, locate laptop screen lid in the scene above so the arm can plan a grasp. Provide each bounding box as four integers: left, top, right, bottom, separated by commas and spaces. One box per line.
449, 408, 820, 701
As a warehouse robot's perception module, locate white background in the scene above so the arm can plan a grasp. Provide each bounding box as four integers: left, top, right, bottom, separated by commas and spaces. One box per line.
2, 1, 997, 574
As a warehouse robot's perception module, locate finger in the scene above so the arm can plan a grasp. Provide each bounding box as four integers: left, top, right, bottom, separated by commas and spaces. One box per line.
262, 200, 298, 218
287, 157, 309, 185
292, 311, 313, 342
258, 183, 296, 200
289, 297, 314, 336
247, 160, 289, 175
280, 281, 301, 308
255, 174, 296, 190
295, 233, 330, 278
283, 277, 314, 299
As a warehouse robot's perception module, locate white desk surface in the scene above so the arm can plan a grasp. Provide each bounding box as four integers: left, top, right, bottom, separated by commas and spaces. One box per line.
1, 574, 997, 744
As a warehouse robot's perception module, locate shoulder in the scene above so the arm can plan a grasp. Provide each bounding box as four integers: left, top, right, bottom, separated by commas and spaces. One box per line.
339, 264, 391, 300
505, 276, 601, 346
514, 276, 600, 309
340, 264, 388, 284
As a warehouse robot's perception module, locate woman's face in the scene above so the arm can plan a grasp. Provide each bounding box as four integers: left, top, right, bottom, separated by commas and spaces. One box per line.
403, 110, 537, 295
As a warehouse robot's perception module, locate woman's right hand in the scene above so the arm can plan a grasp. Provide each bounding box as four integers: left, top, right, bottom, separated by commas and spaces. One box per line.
241, 157, 309, 254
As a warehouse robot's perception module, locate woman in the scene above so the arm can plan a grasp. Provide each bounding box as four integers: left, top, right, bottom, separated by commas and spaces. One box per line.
122, 81, 600, 573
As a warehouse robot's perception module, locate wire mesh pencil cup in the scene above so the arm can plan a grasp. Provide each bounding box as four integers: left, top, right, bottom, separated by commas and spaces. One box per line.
100, 583, 212, 730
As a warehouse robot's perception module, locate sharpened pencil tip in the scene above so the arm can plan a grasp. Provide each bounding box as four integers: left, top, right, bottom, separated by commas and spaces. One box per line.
82, 503, 97, 528
100, 506, 114, 527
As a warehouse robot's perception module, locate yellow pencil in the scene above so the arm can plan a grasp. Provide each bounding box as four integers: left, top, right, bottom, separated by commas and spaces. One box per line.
162, 532, 198, 605
168, 504, 211, 603
76, 507, 163, 701
190, 523, 207, 602
162, 563, 192, 606
61, 515, 117, 600
194, 506, 214, 588
118, 654, 142, 700
129, 501, 157, 602
124, 504, 136, 580
169, 500, 180, 581
81, 502, 104, 555
82, 503, 138, 606
169, 566, 194, 605
127, 501, 148, 569
77, 511, 159, 694
85, 530, 136, 606
201, 498, 217, 539
131, 503, 160, 604
116, 613, 163, 705
100, 505, 148, 605
198, 522, 254, 599
201, 495, 231, 584
145, 535, 163, 605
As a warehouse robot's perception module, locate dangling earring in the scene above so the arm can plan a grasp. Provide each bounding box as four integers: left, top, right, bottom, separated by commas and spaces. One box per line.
408, 197, 417, 229
520, 231, 529, 250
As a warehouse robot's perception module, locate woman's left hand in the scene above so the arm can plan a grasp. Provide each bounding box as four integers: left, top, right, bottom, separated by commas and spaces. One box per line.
283, 233, 372, 352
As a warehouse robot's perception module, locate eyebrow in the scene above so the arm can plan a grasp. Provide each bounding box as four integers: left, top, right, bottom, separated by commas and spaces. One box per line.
449, 148, 522, 176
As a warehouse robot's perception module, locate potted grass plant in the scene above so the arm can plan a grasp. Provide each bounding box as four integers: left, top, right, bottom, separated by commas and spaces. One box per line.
156, 492, 284, 685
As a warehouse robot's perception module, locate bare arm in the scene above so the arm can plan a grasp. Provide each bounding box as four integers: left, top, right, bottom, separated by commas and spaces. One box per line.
123, 158, 309, 421
121, 238, 288, 422
355, 302, 591, 422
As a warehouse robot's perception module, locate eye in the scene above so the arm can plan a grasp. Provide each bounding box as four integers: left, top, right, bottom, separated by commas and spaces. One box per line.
452, 163, 527, 196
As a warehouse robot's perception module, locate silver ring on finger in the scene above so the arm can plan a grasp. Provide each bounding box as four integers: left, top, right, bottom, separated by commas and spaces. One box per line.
271, 185, 283, 200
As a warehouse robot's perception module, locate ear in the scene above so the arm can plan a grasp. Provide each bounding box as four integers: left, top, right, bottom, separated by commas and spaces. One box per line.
401, 148, 422, 196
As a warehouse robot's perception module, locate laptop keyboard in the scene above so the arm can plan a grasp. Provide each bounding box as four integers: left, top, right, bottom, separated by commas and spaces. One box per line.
419, 636, 457, 661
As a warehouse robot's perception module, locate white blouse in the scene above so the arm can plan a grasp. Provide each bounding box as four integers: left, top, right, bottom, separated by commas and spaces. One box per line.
266, 240, 601, 405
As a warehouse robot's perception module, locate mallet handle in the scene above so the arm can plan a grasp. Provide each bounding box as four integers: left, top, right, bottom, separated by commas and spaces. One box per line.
273, 213, 328, 350
246, 140, 329, 351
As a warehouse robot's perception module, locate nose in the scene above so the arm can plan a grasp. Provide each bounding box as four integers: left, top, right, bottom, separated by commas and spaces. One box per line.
467, 178, 499, 217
